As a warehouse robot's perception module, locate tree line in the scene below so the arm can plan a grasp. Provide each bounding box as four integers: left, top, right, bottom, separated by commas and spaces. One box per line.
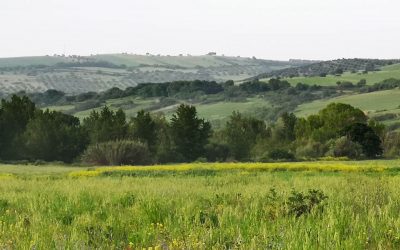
0, 95, 397, 165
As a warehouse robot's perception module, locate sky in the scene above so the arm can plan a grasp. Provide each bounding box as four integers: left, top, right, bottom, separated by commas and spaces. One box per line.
0, 0, 399, 60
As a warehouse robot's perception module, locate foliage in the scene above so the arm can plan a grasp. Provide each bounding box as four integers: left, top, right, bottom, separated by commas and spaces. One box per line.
295, 140, 327, 159
257, 58, 400, 79
287, 189, 328, 217
170, 104, 211, 162
326, 136, 363, 159
274, 112, 297, 141
296, 103, 367, 142
223, 112, 269, 161
204, 142, 230, 162
23, 110, 88, 163
343, 123, 383, 158
83, 106, 128, 144
130, 110, 157, 152
82, 140, 151, 166
0, 95, 36, 159
267, 149, 295, 161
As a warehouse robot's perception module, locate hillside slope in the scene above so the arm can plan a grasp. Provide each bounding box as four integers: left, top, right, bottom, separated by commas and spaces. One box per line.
295, 89, 400, 128
0, 54, 306, 94
255, 58, 400, 80
270, 63, 400, 86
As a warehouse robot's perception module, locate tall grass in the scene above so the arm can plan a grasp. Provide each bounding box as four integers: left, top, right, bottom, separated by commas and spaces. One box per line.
0, 162, 400, 248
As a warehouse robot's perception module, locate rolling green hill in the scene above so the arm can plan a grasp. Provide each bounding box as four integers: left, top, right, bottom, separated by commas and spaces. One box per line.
256, 58, 400, 80
0, 54, 304, 95
295, 88, 400, 127
281, 64, 400, 86
51, 96, 271, 126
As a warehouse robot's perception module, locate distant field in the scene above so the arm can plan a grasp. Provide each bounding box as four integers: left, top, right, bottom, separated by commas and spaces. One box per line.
0, 56, 71, 68
261, 63, 400, 86
59, 97, 271, 121
0, 54, 298, 94
1, 160, 400, 248
295, 89, 400, 125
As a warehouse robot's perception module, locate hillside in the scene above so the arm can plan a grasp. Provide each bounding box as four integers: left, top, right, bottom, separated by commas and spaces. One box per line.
277, 63, 400, 86
255, 58, 400, 80
0, 54, 306, 95
295, 88, 400, 129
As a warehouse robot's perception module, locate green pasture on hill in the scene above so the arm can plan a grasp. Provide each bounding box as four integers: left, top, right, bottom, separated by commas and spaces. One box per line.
260, 63, 400, 86
55, 97, 271, 121
295, 89, 400, 125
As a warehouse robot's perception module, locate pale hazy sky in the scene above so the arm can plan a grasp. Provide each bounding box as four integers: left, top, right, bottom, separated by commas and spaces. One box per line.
1, 0, 399, 60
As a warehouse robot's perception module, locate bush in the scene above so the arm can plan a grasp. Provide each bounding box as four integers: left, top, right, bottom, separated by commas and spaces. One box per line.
268, 149, 295, 161
295, 140, 327, 159
204, 143, 230, 162
82, 140, 151, 166
326, 136, 363, 159
287, 189, 328, 217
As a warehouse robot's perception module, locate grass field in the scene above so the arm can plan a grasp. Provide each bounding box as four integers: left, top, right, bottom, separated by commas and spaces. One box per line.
1, 160, 400, 248
62, 97, 271, 122
260, 63, 400, 86
295, 89, 400, 125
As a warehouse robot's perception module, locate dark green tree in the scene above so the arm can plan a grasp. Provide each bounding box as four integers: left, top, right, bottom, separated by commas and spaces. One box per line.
170, 104, 211, 162
296, 103, 368, 142
83, 106, 128, 144
130, 110, 157, 152
0, 95, 36, 159
223, 112, 268, 160
276, 112, 297, 141
23, 110, 88, 162
343, 123, 383, 158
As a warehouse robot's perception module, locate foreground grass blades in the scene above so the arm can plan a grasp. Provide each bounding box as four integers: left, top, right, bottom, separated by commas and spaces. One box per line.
0, 161, 400, 248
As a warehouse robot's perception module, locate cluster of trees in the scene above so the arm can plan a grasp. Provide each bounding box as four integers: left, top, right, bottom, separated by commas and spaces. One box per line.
0, 95, 393, 165
15, 79, 305, 107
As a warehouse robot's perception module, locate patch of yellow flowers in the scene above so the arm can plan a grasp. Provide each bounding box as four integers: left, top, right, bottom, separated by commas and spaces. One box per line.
68, 160, 394, 178
0, 173, 15, 180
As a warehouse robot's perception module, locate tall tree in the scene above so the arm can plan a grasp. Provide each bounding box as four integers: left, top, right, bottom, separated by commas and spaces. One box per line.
275, 112, 297, 141
83, 106, 128, 144
343, 123, 383, 158
223, 112, 268, 160
170, 104, 211, 162
23, 110, 88, 162
0, 95, 36, 159
130, 110, 157, 152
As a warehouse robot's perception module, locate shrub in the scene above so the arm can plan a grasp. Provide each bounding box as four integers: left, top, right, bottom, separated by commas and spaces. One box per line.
268, 149, 295, 161
204, 143, 230, 162
82, 140, 151, 166
295, 140, 327, 159
326, 136, 363, 159
287, 189, 328, 217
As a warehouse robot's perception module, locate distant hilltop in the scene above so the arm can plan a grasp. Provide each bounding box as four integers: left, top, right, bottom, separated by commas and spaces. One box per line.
0, 53, 310, 94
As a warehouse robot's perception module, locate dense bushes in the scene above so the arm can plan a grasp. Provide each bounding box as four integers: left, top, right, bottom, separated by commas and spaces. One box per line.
326, 137, 363, 159
23, 110, 88, 163
82, 140, 151, 165
0, 95, 391, 164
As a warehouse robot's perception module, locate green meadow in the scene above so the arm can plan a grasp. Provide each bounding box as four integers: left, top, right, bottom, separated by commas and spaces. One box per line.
260, 63, 400, 86
1, 161, 400, 249
295, 89, 400, 126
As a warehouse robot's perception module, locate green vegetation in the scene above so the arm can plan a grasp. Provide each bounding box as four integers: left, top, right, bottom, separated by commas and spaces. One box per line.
284, 64, 400, 86
295, 89, 400, 127
0, 54, 303, 95
1, 95, 393, 164
256, 58, 400, 80
1, 161, 400, 248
